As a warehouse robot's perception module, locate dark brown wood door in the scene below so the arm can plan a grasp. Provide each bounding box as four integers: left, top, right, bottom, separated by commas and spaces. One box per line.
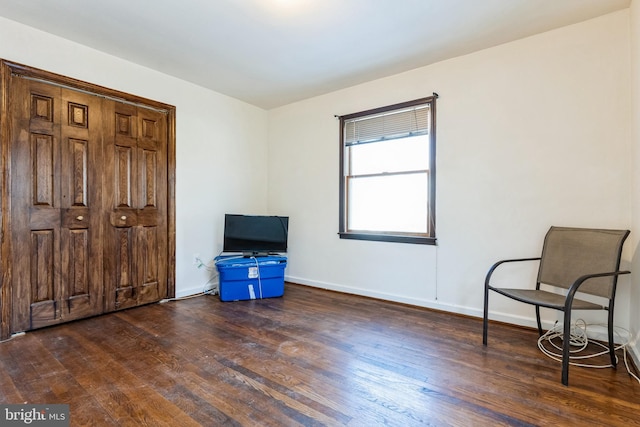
1, 60, 175, 340
10, 78, 104, 331
103, 102, 168, 311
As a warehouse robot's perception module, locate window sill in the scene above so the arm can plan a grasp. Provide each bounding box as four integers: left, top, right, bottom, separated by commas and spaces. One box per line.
338, 232, 436, 245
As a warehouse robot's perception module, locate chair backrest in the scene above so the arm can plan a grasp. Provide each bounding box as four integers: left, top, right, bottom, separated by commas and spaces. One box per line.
537, 226, 629, 298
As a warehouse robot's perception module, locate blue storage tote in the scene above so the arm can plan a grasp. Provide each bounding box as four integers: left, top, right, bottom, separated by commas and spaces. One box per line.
214, 256, 287, 302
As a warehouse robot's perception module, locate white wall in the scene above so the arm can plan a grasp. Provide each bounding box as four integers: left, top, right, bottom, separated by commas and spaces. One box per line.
629, 0, 640, 366
0, 16, 270, 297
268, 11, 634, 335
3, 9, 637, 357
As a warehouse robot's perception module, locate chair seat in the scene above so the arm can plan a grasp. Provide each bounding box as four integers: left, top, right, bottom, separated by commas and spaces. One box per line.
490, 287, 605, 311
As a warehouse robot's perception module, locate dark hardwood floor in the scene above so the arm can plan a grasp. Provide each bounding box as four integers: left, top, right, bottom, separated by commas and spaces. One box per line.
1, 283, 639, 426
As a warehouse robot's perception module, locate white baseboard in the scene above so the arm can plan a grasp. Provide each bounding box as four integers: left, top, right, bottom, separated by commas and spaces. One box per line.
629, 340, 640, 371
286, 275, 484, 318
284, 275, 640, 349
286, 275, 577, 338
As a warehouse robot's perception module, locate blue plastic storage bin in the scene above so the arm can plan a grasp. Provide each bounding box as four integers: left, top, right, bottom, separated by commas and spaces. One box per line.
214, 256, 287, 302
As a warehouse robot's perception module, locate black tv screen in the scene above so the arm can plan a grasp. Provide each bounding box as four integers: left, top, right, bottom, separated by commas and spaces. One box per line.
223, 214, 289, 256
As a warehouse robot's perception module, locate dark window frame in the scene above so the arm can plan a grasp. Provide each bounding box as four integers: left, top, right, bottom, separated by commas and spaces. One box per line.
338, 95, 437, 245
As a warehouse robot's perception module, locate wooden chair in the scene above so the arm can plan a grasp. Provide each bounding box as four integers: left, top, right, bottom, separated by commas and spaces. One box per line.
482, 226, 630, 385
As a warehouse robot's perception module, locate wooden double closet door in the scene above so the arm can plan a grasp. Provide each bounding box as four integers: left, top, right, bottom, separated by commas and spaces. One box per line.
0, 61, 176, 339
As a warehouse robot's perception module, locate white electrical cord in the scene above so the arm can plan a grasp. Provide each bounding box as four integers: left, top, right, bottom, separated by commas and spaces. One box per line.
0, 331, 25, 343
161, 257, 219, 302
250, 256, 264, 299
537, 319, 640, 384
159, 277, 218, 303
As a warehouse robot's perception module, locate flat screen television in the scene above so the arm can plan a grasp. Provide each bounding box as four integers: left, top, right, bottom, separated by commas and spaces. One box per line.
223, 214, 289, 256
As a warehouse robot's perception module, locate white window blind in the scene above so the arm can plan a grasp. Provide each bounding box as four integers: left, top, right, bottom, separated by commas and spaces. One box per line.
344, 105, 430, 146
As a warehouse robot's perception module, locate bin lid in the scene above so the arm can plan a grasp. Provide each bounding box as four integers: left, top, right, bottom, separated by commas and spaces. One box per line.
214, 255, 287, 268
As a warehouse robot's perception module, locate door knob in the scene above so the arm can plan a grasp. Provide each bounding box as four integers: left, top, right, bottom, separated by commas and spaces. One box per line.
76, 215, 84, 221
120, 215, 127, 220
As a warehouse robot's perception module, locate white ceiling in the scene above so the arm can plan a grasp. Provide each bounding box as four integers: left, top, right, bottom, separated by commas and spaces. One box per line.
0, 0, 630, 109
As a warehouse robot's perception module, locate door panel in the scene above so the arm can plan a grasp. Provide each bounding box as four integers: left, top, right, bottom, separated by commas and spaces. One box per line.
11, 79, 60, 330
10, 79, 104, 331
137, 225, 160, 305
33, 133, 55, 206
29, 229, 57, 329
104, 102, 136, 311
104, 103, 168, 311
115, 145, 134, 208
136, 108, 167, 306
113, 226, 136, 310
58, 88, 104, 322
68, 138, 88, 206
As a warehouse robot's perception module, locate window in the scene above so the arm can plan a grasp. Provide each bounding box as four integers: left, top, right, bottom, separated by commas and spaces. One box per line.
339, 95, 436, 245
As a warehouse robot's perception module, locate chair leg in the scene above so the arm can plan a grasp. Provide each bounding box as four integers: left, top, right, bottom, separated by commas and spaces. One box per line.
535, 306, 543, 336
561, 309, 572, 386
483, 285, 490, 346
608, 308, 617, 368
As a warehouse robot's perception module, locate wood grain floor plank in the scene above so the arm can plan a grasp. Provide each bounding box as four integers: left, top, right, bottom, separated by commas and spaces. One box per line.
82, 308, 311, 426
112, 304, 353, 426
1, 283, 639, 426
39, 322, 203, 427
